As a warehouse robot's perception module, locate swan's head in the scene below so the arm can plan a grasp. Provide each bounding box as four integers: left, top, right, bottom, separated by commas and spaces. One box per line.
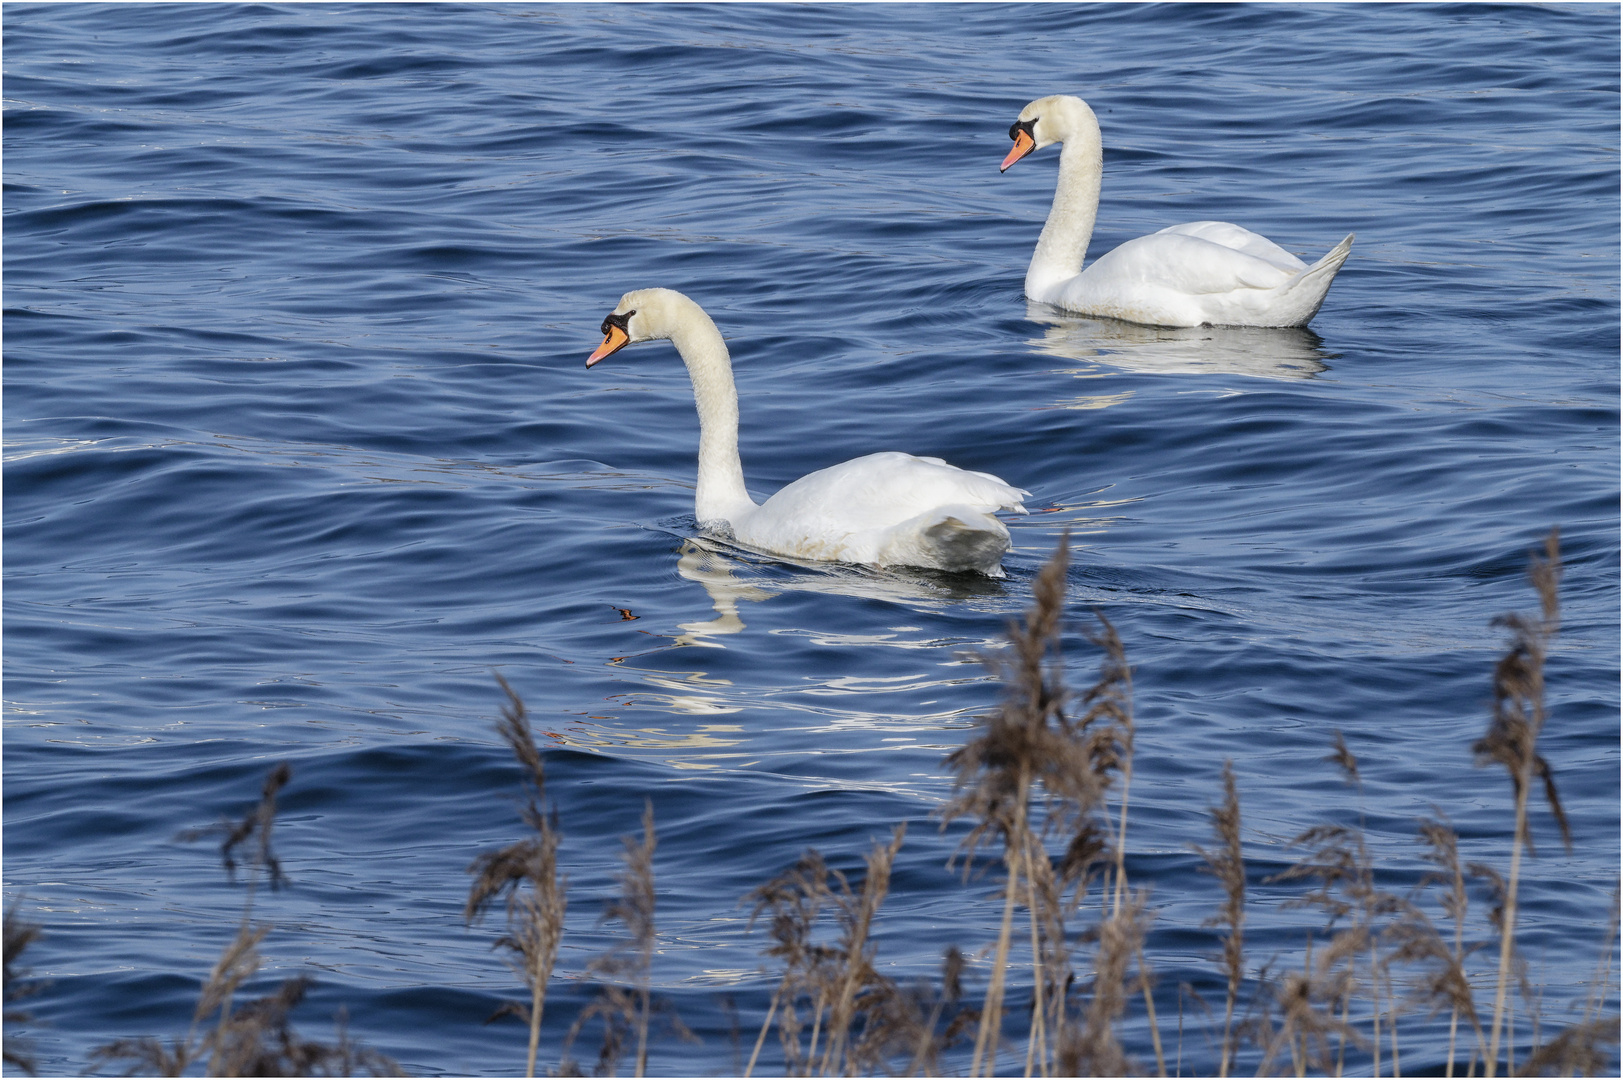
586, 287, 700, 367
1001, 94, 1090, 172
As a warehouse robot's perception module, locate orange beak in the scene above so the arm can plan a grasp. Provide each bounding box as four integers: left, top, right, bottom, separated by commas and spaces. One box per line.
587, 324, 629, 367
1001, 129, 1035, 173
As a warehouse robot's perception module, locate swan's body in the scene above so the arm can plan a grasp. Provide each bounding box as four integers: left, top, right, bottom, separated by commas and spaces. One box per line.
587, 288, 1028, 576
1003, 95, 1353, 328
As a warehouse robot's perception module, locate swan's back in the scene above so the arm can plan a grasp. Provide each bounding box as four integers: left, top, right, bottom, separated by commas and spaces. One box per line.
734, 452, 1028, 572
1060, 225, 1352, 328
1155, 221, 1307, 272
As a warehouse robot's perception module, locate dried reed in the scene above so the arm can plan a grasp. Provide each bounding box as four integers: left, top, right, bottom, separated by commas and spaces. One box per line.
744, 850, 841, 1076
1057, 889, 1149, 1077
91, 763, 397, 1078
940, 534, 1075, 1078
466, 675, 569, 1078
744, 828, 913, 1077
940, 532, 1155, 1078
905, 946, 975, 1077
819, 824, 906, 1076
4, 900, 43, 1076
564, 800, 686, 1077
1399, 812, 1488, 1076
1268, 734, 1403, 1079
1194, 760, 1246, 1078
1251, 935, 1360, 1079
45, 528, 1622, 1078
1475, 528, 1571, 1078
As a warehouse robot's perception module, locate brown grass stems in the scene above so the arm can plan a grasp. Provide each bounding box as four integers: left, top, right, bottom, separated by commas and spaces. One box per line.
1194, 760, 1246, 1078
1058, 888, 1150, 1077
1399, 812, 1489, 1076
28, 529, 1621, 1077
1473, 528, 1572, 1077
1275, 731, 1418, 1078
1250, 934, 1361, 1079
744, 850, 842, 1076
90, 762, 397, 1077
466, 674, 569, 1078
939, 532, 1154, 1078
743, 827, 912, 1077
563, 800, 676, 1077
818, 824, 906, 1076
905, 946, 974, 1077
4, 901, 44, 1076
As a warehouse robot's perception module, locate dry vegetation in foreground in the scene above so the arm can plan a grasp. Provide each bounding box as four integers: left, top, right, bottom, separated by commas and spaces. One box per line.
3, 529, 1617, 1077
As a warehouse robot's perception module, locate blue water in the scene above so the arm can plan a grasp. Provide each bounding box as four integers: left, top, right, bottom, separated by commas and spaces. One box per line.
5, 3, 1618, 1075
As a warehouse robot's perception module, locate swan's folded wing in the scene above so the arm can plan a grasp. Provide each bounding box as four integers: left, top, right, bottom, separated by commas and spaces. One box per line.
756, 452, 1026, 537
1093, 231, 1299, 296
1155, 221, 1308, 272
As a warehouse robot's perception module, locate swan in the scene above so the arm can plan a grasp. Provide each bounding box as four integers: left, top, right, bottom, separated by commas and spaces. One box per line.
1001, 94, 1354, 328
586, 288, 1028, 576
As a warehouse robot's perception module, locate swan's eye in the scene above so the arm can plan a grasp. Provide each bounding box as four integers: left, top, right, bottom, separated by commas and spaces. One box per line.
601, 310, 634, 337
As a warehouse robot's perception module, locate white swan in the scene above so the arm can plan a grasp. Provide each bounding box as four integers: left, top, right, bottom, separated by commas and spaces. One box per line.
586, 288, 1028, 576
1002, 94, 1354, 328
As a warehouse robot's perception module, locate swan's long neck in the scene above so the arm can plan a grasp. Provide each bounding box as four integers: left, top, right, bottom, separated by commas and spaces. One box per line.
667, 307, 755, 527
1025, 107, 1103, 300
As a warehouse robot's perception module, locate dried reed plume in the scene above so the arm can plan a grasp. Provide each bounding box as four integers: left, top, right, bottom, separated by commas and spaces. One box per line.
745, 850, 841, 1076
1519, 887, 1623, 1077
1058, 889, 1151, 1077
1397, 812, 1488, 1076
818, 825, 906, 1076
4, 901, 44, 1076
1194, 760, 1246, 1078
905, 946, 975, 1077
1474, 528, 1571, 1077
466, 675, 569, 1078
940, 532, 1150, 1077
91, 763, 396, 1077
1268, 734, 1402, 1079
1251, 936, 1361, 1079
744, 827, 912, 1076
565, 800, 685, 1076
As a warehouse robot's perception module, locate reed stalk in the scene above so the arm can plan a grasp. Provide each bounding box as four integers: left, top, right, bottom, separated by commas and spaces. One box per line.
1137, 941, 1168, 1077
972, 774, 1029, 1078
4, 902, 43, 1077
819, 824, 905, 1076
92, 763, 396, 1077
1024, 841, 1048, 1079
745, 850, 840, 1076
942, 532, 1150, 1078
1474, 529, 1571, 1077
466, 676, 568, 1078
1196, 760, 1245, 1078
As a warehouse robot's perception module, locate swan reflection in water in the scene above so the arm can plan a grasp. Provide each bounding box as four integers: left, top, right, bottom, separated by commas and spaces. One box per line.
537, 539, 1009, 770
675, 536, 1003, 643
1025, 301, 1336, 383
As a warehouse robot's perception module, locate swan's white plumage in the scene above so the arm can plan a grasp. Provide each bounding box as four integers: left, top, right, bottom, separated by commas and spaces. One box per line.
1006, 95, 1352, 329
587, 289, 1028, 576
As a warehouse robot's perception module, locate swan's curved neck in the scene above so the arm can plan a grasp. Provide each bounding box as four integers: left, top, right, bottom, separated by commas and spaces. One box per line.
666, 308, 755, 527
1026, 112, 1103, 300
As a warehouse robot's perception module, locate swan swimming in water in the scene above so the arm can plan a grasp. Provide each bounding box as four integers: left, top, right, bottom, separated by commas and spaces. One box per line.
587, 288, 1028, 576
1002, 94, 1354, 328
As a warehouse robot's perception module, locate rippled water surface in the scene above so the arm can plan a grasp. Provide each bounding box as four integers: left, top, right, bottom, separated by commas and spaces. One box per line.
5, 3, 1618, 1075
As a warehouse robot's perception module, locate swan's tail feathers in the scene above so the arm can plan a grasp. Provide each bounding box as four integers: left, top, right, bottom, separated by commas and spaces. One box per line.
1274, 232, 1354, 327
895, 506, 1013, 577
